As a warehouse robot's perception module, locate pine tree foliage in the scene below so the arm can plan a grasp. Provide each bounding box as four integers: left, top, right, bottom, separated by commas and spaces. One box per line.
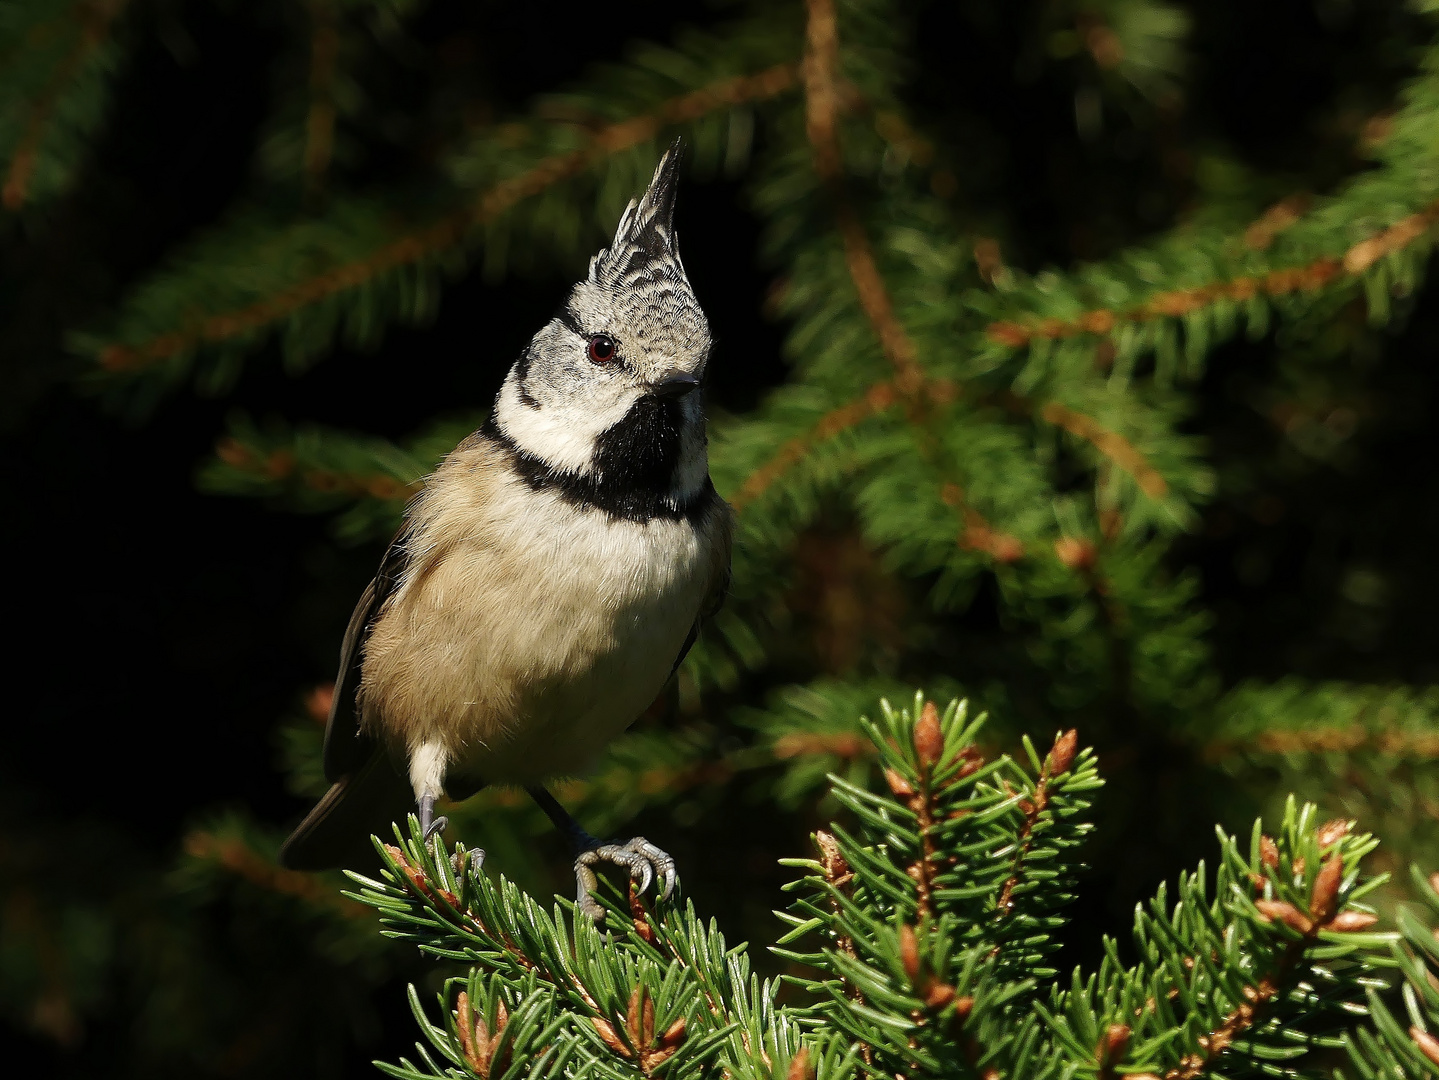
9, 0, 1439, 1071
155, 0, 1439, 789
1345, 867, 1439, 1080
0, 0, 130, 213
354, 694, 1429, 1080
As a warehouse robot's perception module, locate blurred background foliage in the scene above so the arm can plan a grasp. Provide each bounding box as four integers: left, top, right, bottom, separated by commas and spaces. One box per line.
4, 0, 1439, 1076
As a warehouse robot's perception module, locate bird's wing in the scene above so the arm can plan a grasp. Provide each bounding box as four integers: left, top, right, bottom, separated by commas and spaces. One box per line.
277, 747, 414, 870
667, 502, 734, 679
322, 524, 412, 782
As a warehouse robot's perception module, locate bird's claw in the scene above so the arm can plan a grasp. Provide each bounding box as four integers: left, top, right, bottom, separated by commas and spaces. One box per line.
423, 815, 449, 842
573, 836, 678, 922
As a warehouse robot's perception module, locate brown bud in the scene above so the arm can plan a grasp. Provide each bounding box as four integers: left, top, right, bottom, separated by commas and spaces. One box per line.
1048, 729, 1079, 775
953, 995, 974, 1022
814, 831, 853, 888
1260, 836, 1279, 869
1429, 872, 1439, 897
659, 1017, 687, 1048
956, 746, 984, 779
1311, 854, 1343, 920
1255, 900, 1314, 933
1329, 911, 1379, 932
215, 436, 251, 467
456, 992, 478, 1063
914, 701, 945, 768
626, 985, 652, 1046
305, 683, 335, 723
1413, 1026, 1439, 1067
899, 924, 921, 983
786, 1047, 812, 1080
1102, 1023, 1131, 1061
592, 1017, 632, 1057
885, 767, 916, 797
925, 983, 957, 1010
1054, 536, 1097, 571
627, 880, 657, 942
643, 1047, 679, 1070
1316, 818, 1351, 848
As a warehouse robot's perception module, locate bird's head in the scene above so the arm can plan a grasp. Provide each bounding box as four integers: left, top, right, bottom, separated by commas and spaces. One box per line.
491, 140, 712, 509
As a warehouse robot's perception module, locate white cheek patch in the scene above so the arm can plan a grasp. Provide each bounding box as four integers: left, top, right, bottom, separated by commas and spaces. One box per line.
494, 372, 637, 476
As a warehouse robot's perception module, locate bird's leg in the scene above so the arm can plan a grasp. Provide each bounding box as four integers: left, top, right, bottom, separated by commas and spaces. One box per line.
411, 741, 449, 842
527, 786, 678, 922
417, 794, 449, 842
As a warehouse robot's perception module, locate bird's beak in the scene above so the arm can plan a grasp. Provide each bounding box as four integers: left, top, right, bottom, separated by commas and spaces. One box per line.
650, 371, 701, 399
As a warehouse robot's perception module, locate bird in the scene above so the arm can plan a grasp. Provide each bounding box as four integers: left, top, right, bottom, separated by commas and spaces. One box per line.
279, 140, 732, 921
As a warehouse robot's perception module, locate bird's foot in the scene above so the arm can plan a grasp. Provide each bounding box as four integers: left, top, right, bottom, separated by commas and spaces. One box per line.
451, 844, 484, 877
417, 795, 449, 848
574, 836, 678, 923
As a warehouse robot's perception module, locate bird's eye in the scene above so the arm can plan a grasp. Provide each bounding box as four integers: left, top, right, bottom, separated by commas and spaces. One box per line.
587, 335, 617, 364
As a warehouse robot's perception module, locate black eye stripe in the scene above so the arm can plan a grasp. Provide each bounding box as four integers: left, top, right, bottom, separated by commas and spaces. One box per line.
553, 305, 584, 336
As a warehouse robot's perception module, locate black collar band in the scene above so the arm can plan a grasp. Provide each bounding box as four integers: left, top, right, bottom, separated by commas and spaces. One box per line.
481, 416, 715, 525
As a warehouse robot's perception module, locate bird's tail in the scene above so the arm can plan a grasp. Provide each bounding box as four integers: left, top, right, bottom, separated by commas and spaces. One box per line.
278, 750, 414, 871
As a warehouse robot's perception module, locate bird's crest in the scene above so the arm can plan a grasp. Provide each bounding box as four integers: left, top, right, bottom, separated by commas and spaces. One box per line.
590, 138, 687, 287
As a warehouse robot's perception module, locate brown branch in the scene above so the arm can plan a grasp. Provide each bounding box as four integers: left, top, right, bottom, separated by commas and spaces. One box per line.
814, 830, 873, 1067
1205, 726, 1439, 760
939, 483, 1025, 563
729, 380, 907, 512
214, 436, 422, 501
303, 0, 338, 198
987, 198, 1439, 350
773, 731, 871, 760
802, 0, 924, 395
994, 731, 1077, 923
1038, 400, 1169, 498
724, 371, 1029, 567
3, 0, 127, 211
1164, 845, 1371, 1080
97, 62, 799, 372
183, 829, 368, 916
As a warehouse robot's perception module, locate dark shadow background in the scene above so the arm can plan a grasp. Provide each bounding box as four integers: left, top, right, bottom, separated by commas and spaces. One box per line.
2, 0, 1435, 1075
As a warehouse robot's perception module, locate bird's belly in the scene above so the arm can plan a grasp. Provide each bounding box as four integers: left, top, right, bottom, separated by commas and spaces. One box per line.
361, 489, 709, 786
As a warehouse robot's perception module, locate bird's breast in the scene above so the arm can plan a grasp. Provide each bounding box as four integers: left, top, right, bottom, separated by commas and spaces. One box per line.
359, 454, 721, 785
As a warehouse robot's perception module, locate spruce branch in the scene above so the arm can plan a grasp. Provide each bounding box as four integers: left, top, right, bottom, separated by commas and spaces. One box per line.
302, 0, 339, 199
88, 61, 798, 378
198, 413, 471, 542
983, 253, 1349, 353
801, 0, 924, 397
0, 0, 128, 211
321, 690, 1434, 1080
180, 822, 370, 919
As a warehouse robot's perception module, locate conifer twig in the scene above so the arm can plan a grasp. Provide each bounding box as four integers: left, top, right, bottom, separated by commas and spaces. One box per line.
985, 197, 1439, 350
215, 435, 421, 501
303, 0, 338, 198
3, 0, 127, 211
994, 730, 1077, 925
801, 0, 925, 396
97, 62, 799, 372
1206, 726, 1439, 759
814, 829, 872, 1066
940, 483, 1025, 563
183, 829, 368, 916
1036, 401, 1168, 498
1167, 850, 1353, 1080
729, 380, 907, 512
